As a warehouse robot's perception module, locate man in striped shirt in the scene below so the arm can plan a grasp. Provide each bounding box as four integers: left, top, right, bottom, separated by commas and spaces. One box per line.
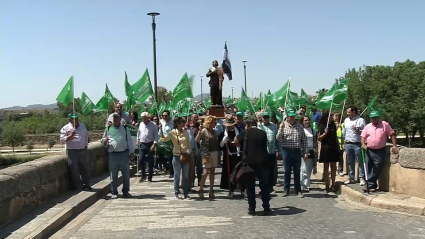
276, 109, 309, 198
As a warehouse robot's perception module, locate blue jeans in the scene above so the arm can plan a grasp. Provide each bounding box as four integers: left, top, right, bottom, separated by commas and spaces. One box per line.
345, 143, 365, 181
338, 149, 344, 173
301, 157, 314, 189
172, 155, 190, 196
246, 166, 270, 210
109, 150, 130, 195
138, 142, 154, 180
365, 147, 386, 189
282, 148, 302, 193
268, 154, 277, 191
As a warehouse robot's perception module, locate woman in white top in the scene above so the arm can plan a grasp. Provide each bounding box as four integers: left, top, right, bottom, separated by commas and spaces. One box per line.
301, 115, 316, 192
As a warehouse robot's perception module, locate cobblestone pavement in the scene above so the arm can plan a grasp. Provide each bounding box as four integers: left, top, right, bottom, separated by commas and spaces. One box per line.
57, 166, 425, 239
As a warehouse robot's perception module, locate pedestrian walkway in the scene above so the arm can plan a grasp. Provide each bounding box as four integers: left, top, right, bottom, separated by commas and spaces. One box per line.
52, 167, 425, 239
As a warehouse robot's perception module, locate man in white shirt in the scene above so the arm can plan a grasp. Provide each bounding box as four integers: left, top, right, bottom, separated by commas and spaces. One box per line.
160, 110, 175, 178
59, 113, 90, 191
102, 113, 135, 199
137, 112, 158, 182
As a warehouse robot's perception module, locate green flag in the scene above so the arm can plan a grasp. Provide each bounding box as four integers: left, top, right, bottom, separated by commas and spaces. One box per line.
225, 96, 233, 106
272, 80, 290, 107
299, 89, 311, 106
124, 97, 136, 112
124, 71, 133, 97
95, 95, 109, 112
104, 84, 115, 103
56, 76, 74, 107
80, 92, 95, 115
316, 86, 336, 110
367, 96, 378, 111
173, 73, 193, 104
238, 87, 256, 114
333, 79, 350, 103
132, 69, 153, 103
286, 91, 299, 109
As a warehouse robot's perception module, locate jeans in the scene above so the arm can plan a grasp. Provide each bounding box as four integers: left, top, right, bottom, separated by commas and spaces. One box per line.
66, 148, 90, 189
365, 147, 386, 189
338, 149, 344, 173
246, 166, 270, 210
109, 150, 130, 195
301, 157, 314, 189
267, 154, 277, 191
138, 142, 154, 180
172, 155, 189, 196
195, 153, 203, 182
168, 154, 174, 176
282, 148, 302, 193
346, 143, 365, 181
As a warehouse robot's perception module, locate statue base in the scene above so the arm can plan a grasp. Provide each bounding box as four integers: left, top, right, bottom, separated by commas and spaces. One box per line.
207, 105, 225, 118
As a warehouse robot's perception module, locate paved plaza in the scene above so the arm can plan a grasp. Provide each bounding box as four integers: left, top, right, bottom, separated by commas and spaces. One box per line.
52, 167, 425, 239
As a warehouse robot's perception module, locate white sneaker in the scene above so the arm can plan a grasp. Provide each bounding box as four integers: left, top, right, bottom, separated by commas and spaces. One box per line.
344, 180, 355, 185
360, 179, 366, 186
339, 172, 344, 176
241, 191, 247, 198
227, 192, 234, 199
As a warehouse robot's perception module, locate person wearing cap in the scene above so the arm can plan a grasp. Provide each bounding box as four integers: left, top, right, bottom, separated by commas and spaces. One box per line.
60, 113, 91, 191
106, 103, 132, 127
102, 113, 135, 199
235, 112, 245, 132
258, 112, 280, 194
361, 111, 398, 192
276, 109, 309, 198
137, 112, 158, 183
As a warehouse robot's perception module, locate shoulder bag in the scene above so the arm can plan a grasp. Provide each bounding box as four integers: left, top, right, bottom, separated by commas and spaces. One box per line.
176, 130, 191, 164
230, 129, 255, 184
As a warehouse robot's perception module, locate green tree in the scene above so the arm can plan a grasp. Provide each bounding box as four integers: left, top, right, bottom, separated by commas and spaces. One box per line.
26, 140, 34, 154
2, 122, 26, 152
149, 86, 173, 104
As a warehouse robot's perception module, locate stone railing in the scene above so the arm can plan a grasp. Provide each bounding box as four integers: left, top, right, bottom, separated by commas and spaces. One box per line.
0, 142, 108, 227
385, 147, 425, 199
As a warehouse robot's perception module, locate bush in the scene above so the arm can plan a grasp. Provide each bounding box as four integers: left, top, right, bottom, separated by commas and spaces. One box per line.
2, 122, 26, 152
26, 141, 34, 154
0, 155, 43, 168
48, 139, 55, 150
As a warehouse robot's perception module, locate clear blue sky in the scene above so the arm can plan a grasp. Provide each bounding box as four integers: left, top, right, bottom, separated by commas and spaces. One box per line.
2, 0, 425, 109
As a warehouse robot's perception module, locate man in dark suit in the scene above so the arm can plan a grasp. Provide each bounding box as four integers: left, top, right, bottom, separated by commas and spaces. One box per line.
235, 117, 271, 215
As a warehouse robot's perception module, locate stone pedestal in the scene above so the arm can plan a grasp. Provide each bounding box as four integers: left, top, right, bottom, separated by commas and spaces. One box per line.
208, 105, 225, 118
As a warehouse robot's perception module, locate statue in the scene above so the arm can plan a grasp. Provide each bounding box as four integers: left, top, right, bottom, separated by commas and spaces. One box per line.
206, 60, 224, 106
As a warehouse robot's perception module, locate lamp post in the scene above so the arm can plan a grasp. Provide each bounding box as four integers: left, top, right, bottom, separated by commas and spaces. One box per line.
231, 87, 234, 101
242, 60, 247, 93
200, 76, 203, 103
147, 12, 160, 103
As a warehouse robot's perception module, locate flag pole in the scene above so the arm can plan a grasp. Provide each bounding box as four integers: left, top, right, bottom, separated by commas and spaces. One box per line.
72, 76, 76, 127
339, 99, 346, 126
284, 77, 291, 112
326, 91, 336, 127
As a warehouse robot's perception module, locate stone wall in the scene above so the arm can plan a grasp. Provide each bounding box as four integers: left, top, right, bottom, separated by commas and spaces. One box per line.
6, 131, 105, 146
387, 147, 425, 199
0, 142, 108, 227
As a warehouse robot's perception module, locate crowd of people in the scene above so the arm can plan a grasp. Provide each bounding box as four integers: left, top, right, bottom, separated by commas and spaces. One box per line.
59, 102, 399, 215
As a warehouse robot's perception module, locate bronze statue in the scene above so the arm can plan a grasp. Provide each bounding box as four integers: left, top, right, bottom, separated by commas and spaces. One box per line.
206, 60, 224, 105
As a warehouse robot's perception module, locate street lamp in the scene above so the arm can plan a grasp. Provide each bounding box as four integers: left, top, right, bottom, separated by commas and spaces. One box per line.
200, 76, 203, 102
242, 60, 247, 93
231, 87, 234, 101
147, 12, 160, 103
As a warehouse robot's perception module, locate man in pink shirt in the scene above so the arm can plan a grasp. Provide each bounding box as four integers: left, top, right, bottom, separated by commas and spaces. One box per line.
361, 111, 399, 192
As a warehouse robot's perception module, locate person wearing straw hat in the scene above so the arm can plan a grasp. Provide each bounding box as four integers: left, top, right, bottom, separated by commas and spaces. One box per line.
361, 111, 398, 192
60, 113, 91, 191
219, 115, 245, 198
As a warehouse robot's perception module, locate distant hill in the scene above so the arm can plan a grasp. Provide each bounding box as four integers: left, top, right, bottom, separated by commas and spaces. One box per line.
193, 94, 210, 102
2, 103, 57, 110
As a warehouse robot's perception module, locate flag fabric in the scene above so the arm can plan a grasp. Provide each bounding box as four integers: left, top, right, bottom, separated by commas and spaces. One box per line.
222, 42, 232, 80
367, 96, 378, 111
104, 84, 115, 103
286, 91, 299, 109
172, 73, 193, 104
132, 69, 153, 103
299, 89, 311, 106
238, 87, 256, 114
80, 92, 95, 115
124, 97, 136, 112
124, 71, 133, 97
316, 86, 336, 110
332, 79, 350, 103
56, 76, 74, 107
272, 80, 290, 107
95, 96, 109, 112
225, 96, 233, 106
